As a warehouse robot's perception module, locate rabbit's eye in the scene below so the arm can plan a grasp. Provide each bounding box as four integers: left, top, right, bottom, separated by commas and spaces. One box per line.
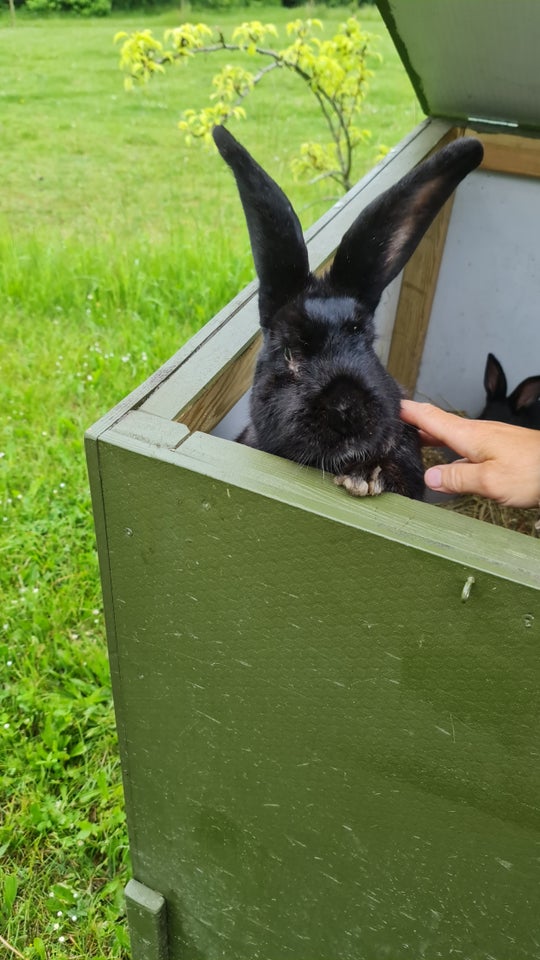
348, 322, 361, 335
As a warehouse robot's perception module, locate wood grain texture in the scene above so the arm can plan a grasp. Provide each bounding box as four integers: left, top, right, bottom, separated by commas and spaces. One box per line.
178, 335, 260, 433
466, 127, 540, 178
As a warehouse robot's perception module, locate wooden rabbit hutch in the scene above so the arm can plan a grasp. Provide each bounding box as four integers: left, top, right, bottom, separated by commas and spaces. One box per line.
86, 2, 540, 958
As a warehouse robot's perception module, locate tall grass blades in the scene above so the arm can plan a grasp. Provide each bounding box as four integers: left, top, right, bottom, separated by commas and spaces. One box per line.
0, 6, 417, 956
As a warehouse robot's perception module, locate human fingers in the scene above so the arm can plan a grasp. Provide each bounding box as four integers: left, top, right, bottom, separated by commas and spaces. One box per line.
414, 428, 445, 447
424, 461, 491, 497
425, 456, 540, 508
400, 400, 480, 459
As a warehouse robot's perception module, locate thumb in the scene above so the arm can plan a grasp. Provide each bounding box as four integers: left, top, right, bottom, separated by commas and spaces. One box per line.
425, 460, 490, 497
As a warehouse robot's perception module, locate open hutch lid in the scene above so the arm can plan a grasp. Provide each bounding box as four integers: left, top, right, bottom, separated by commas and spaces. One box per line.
377, 0, 540, 130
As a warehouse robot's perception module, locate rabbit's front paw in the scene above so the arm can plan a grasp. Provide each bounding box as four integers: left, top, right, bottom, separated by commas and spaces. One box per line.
334, 465, 384, 497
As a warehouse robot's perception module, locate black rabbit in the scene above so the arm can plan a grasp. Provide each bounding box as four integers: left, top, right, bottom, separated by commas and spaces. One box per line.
213, 126, 483, 498
479, 352, 540, 429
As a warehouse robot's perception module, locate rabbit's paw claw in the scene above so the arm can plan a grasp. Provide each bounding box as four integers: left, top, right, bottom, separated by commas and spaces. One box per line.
335, 466, 384, 498
335, 473, 369, 497
367, 465, 384, 495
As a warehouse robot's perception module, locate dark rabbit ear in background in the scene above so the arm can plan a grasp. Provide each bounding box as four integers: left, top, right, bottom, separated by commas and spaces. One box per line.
212, 125, 310, 327
330, 138, 484, 312
482, 352, 540, 422
509, 375, 540, 412
484, 352, 507, 400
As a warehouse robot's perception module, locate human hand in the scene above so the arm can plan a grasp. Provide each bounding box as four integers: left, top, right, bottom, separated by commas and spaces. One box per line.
400, 400, 540, 508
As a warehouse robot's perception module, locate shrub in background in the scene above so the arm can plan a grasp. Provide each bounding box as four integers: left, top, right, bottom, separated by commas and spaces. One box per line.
116, 17, 378, 193
25, 0, 111, 14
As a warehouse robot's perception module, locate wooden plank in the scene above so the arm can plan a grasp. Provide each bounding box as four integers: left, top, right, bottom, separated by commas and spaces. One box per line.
178, 334, 261, 433
377, 0, 540, 131
175, 430, 540, 589
125, 879, 168, 960
465, 128, 540, 178
112, 410, 189, 449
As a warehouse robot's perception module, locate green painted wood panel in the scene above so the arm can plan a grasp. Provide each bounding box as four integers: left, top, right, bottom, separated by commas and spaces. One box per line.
89, 430, 540, 960
125, 879, 168, 960
378, 0, 540, 129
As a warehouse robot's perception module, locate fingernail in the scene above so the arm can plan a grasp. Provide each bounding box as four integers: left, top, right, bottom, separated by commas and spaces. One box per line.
425, 467, 442, 489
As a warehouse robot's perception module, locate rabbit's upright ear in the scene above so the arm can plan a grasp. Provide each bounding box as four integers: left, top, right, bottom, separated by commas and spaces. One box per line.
213, 126, 310, 327
484, 352, 507, 400
509, 375, 540, 412
329, 137, 484, 311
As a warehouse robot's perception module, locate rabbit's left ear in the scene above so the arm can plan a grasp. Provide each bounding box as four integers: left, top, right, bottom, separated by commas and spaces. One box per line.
213, 125, 310, 327
509, 376, 540, 412
484, 352, 507, 400
329, 137, 484, 311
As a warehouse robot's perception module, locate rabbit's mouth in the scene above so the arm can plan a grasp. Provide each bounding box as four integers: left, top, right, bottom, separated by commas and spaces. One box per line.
308, 395, 401, 471
310, 427, 400, 475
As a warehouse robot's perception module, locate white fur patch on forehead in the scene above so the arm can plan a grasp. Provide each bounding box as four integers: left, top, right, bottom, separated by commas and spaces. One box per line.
304, 296, 357, 323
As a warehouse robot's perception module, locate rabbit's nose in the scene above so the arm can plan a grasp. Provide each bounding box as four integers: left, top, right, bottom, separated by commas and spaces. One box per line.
322, 378, 365, 435
326, 400, 357, 435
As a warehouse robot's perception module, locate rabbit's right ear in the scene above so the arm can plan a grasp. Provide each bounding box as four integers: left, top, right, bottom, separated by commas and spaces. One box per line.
213, 126, 310, 327
484, 352, 507, 400
329, 137, 484, 311
509, 375, 540, 412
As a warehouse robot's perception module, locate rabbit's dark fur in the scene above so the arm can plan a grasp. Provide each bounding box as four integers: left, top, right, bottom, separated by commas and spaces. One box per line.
213, 126, 483, 498
479, 353, 540, 429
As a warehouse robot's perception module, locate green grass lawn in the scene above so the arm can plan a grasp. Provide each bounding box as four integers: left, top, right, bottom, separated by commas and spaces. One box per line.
0, 7, 418, 957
